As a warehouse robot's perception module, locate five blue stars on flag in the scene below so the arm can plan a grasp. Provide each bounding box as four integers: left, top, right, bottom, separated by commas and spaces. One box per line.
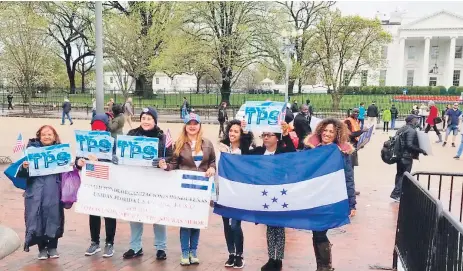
261, 188, 289, 209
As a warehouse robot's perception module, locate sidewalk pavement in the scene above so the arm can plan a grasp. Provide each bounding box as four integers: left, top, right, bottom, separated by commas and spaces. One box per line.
0, 117, 459, 270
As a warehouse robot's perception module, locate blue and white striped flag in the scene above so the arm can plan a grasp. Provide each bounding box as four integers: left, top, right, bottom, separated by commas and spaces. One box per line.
214, 144, 350, 231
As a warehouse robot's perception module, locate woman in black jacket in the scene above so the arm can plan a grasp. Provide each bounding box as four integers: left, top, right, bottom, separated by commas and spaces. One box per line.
244, 122, 296, 271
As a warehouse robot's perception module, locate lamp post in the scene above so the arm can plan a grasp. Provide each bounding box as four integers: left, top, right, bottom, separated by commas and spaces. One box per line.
94, 1, 104, 114
281, 29, 303, 104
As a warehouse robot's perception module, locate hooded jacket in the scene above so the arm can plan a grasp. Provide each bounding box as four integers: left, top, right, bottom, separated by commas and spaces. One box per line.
16, 139, 65, 251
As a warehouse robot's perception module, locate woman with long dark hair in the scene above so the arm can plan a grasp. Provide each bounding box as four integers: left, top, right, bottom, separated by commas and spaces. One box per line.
304, 118, 357, 271
217, 119, 254, 268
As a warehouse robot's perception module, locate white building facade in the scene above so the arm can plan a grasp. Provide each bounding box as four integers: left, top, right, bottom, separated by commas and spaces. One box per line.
348, 10, 463, 88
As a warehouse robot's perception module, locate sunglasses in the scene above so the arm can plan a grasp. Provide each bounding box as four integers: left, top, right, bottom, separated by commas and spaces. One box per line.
261, 133, 276, 138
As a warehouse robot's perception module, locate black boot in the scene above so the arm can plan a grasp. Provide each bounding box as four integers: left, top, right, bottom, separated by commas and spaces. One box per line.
261, 258, 276, 271
275, 259, 283, 271
314, 242, 334, 271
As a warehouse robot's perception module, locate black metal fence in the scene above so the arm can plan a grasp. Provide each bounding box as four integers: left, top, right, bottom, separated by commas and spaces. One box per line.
393, 172, 463, 271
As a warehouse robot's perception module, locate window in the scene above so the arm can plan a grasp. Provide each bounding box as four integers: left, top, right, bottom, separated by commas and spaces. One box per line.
406, 70, 414, 86
360, 70, 368, 86
156, 78, 160, 84
431, 46, 439, 59
408, 46, 416, 60
429, 77, 437, 86
109, 76, 113, 84
343, 70, 350, 86
454, 70, 461, 86
379, 70, 387, 86
381, 46, 388, 59
456, 46, 463, 59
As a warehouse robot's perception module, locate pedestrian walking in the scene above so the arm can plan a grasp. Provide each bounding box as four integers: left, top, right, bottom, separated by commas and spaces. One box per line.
17, 125, 65, 260
390, 104, 399, 130
109, 104, 125, 139
7, 92, 14, 110
159, 113, 216, 266
424, 101, 442, 143
180, 97, 190, 120
366, 101, 379, 132
218, 102, 228, 138
419, 103, 429, 128
91, 98, 96, 118
123, 97, 134, 129
442, 104, 451, 130
61, 99, 73, 125
443, 103, 462, 147
382, 107, 391, 133
291, 101, 298, 113
358, 102, 366, 130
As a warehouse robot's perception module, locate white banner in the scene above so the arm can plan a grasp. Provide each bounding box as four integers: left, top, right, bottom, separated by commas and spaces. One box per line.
75, 162, 213, 229
417, 130, 433, 155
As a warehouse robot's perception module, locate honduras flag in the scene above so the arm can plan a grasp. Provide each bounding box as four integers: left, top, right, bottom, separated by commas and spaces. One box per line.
214, 144, 350, 231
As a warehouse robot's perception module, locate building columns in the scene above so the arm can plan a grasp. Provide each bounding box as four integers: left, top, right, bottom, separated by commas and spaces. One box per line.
422, 36, 431, 86
397, 37, 406, 86
447, 36, 457, 87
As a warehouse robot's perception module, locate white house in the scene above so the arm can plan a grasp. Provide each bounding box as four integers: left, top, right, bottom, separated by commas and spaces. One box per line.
348, 10, 463, 88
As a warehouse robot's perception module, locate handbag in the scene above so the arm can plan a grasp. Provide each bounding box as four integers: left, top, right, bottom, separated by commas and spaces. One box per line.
434, 117, 442, 124
60, 168, 81, 208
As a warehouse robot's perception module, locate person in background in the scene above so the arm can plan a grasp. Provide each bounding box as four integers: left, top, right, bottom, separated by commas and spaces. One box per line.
61, 98, 73, 125
122, 107, 172, 261
217, 119, 254, 269
442, 104, 451, 130
419, 103, 429, 128
124, 97, 134, 129
109, 104, 125, 139
17, 125, 65, 260
411, 105, 419, 116
382, 107, 391, 133
294, 104, 311, 149
443, 103, 462, 147
366, 101, 379, 133
285, 103, 294, 124
159, 113, 216, 266
246, 122, 295, 271
424, 101, 442, 143
181, 97, 190, 119
7, 92, 14, 110
453, 123, 463, 159
344, 108, 366, 196
106, 98, 114, 114
218, 102, 229, 138
390, 104, 399, 130
91, 98, 96, 118
291, 100, 299, 113
358, 102, 366, 130
304, 118, 356, 271
390, 115, 427, 202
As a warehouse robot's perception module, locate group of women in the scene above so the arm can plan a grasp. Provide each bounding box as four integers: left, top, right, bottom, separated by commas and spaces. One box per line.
17, 107, 356, 271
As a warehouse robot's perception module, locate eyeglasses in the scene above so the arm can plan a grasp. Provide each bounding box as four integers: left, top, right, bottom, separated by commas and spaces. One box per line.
261, 133, 275, 138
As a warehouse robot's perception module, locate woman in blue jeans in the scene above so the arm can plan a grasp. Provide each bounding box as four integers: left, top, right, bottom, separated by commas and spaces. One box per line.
122, 107, 172, 260
217, 119, 254, 268
159, 113, 216, 266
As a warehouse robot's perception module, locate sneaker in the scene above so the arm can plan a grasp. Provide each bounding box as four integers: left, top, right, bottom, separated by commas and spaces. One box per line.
233, 255, 245, 269
102, 243, 114, 258
443, 142, 447, 147
189, 250, 200, 265
48, 248, 60, 259
180, 251, 190, 266
38, 249, 48, 260
452, 143, 456, 147
225, 254, 235, 267
390, 196, 400, 202
355, 191, 360, 196
85, 242, 101, 256
261, 258, 276, 271
70, 122, 74, 125
156, 250, 167, 260
454, 156, 460, 160
123, 248, 143, 259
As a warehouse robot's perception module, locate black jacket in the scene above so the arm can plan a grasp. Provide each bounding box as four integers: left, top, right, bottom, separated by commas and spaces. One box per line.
248, 134, 296, 155
390, 107, 399, 119
398, 124, 423, 160
291, 103, 299, 113
218, 107, 228, 122
62, 101, 71, 113
7, 94, 13, 103
367, 104, 378, 117
294, 113, 311, 149
285, 110, 294, 123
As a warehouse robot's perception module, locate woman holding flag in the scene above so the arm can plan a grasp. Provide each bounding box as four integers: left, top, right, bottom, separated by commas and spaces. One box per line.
159, 113, 217, 266
16, 125, 65, 260
121, 107, 173, 261
304, 118, 357, 271
217, 119, 254, 268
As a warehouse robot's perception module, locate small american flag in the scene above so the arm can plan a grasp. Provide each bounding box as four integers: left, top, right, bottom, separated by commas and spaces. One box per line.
85, 163, 109, 180
165, 129, 173, 148
13, 133, 24, 154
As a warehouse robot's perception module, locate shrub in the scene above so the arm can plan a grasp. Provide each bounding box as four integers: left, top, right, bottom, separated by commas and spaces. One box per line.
457, 86, 463, 96
431, 86, 440, 95
437, 86, 447, 95
448, 86, 457, 95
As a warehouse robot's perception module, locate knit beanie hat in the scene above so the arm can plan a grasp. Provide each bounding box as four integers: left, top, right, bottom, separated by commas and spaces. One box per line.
140, 107, 158, 124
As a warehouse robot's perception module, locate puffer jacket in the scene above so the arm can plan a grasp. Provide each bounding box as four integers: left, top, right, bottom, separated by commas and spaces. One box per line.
397, 123, 423, 160
16, 139, 64, 252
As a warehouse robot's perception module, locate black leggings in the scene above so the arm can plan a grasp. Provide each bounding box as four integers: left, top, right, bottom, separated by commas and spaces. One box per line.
424, 124, 440, 135
313, 230, 329, 244
383, 122, 389, 132
89, 215, 117, 245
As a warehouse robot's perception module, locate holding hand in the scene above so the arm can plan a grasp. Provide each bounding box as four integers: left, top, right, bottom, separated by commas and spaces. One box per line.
22, 161, 30, 169
281, 121, 289, 136
77, 158, 86, 168
218, 143, 229, 153
349, 209, 357, 218
88, 154, 98, 161
205, 167, 216, 177
159, 159, 167, 170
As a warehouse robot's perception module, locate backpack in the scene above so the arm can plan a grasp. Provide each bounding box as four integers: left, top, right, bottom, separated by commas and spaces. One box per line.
381, 131, 403, 164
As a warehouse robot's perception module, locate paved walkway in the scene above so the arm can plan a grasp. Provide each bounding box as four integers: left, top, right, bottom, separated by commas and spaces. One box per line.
0, 117, 459, 270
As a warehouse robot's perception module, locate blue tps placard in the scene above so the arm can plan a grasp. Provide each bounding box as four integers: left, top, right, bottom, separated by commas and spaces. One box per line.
116, 135, 159, 167
243, 101, 286, 133
26, 144, 73, 177
75, 130, 115, 160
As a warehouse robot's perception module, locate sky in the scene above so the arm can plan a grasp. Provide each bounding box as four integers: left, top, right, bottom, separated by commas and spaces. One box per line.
335, 1, 463, 23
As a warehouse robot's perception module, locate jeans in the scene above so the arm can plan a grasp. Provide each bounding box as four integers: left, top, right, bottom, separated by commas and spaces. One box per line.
92, 110, 96, 118
89, 215, 116, 245
38, 237, 58, 250
222, 217, 244, 255
61, 112, 73, 124
180, 227, 200, 254
391, 158, 413, 199
359, 119, 365, 130
391, 118, 396, 130
219, 121, 226, 137
456, 135, 463, 157
181, 108, 188, 119
129, 222, 167, 251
